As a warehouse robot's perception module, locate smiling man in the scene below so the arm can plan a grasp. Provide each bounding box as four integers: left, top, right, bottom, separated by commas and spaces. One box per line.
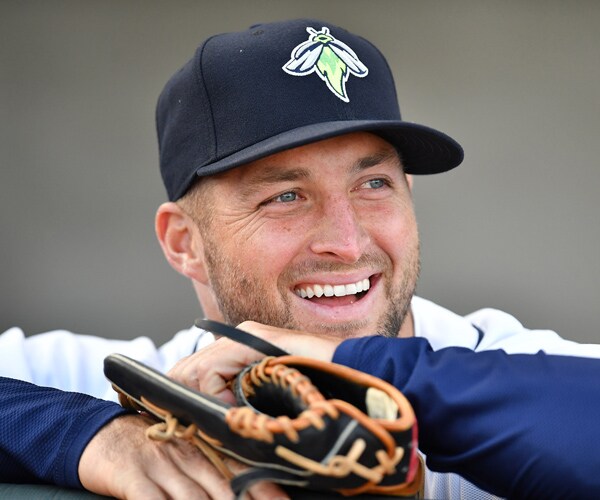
152, 17, 461, 343
3, 18, 600, 500
149, 18, 600, 498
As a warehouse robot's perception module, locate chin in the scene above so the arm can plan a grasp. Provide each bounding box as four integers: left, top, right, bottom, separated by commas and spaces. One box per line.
296, 319, 375, 339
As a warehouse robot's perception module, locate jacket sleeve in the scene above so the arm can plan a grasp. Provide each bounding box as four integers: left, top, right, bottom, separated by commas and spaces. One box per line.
0, 376, 131, 488
333, 336, 600, 499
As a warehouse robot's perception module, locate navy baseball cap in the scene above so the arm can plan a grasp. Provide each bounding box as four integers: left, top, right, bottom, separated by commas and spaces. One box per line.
157, 19, 464, 201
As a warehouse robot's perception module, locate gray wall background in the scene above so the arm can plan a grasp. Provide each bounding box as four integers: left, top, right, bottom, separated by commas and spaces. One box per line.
2, 1, 599, 345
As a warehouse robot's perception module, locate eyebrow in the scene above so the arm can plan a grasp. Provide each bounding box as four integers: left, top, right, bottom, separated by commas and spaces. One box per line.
239, 167, 311, 199
352, 149, 400, 174
240, 147, 401, 198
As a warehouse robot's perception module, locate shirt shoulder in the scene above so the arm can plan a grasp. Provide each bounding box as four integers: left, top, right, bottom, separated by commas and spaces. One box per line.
466, 307, 600, 357
0, 325, 214, 399
411, 296, 481, 350
158, 326, 215, 371
413, 297, 600, 358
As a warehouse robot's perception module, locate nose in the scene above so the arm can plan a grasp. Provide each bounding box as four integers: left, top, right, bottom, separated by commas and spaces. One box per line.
308, 196, 369, 263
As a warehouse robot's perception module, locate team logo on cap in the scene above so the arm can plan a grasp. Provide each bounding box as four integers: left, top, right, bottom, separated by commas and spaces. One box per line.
282, 27, 368, 103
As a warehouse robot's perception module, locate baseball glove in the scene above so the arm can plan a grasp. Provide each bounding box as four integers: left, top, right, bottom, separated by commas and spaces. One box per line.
103, 320, 422, 499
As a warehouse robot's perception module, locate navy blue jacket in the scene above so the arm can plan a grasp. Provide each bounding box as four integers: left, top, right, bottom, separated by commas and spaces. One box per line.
334, 336, 600, 498
0, 377, 129, 488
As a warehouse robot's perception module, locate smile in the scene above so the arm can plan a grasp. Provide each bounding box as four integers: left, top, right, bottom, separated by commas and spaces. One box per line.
294, 278, 370, 299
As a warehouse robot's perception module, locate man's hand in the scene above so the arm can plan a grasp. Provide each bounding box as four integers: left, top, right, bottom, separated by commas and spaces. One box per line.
78, 412, 287, 499
86, 321, 338, 499
168, 321, 342, 403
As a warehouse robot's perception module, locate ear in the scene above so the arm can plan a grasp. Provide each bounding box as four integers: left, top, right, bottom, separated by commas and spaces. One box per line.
155, 202, 209, 284
405, 174, 414, 192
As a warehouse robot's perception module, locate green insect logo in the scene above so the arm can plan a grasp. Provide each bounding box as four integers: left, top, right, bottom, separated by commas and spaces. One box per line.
283, 27, 369, 103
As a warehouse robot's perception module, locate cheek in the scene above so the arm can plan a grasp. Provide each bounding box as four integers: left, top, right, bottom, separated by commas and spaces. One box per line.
364, 202, 418, 251
238, 219, 310, 272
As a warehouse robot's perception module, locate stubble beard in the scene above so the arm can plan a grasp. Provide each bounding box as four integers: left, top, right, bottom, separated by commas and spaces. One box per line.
202, 236, 420, 339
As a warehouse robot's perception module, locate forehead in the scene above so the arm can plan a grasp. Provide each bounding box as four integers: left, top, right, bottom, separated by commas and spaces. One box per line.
211, 132, 401, 187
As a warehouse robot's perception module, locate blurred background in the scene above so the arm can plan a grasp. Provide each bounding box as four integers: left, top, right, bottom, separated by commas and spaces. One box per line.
1, 1, 599, 345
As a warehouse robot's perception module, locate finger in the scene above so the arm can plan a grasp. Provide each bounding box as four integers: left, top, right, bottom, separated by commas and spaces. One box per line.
124, 471, 211, 500
169, 338, 258, 391
197, 370, 237, 402
169, 354, 236, 403
168, 353, 202, 388
225, 458, 290, 500
210, 386, 237, 405
148, 434, 234, 500
246, 480, 291, 500
156, 465, 225, 500
120, 475, 170, 500
236, 321, 340, 361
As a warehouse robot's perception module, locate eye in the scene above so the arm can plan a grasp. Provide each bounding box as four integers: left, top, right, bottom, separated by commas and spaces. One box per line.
275, 191, 297, 203
362, 178, 388, 189
261, 190, 299, 207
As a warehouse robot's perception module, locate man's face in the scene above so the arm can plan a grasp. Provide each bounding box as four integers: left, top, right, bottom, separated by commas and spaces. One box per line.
195, 132, 420, 338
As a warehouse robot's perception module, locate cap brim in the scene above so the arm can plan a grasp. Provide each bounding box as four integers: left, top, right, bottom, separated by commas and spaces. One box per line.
194, 120, 463, 179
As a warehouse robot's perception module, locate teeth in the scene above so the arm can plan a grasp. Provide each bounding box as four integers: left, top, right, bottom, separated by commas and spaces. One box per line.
295, 278, 370, 299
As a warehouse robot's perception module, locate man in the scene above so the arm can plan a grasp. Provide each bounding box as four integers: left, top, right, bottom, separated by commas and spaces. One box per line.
2, 18, 600, 499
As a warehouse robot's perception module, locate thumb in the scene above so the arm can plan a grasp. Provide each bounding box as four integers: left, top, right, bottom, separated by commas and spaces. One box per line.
200, 374, 236, 405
